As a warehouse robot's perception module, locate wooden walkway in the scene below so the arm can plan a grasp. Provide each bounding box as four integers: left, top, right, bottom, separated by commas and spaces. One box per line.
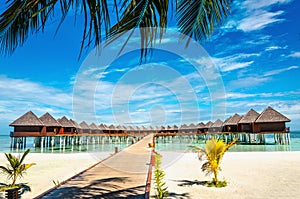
39, 134, 154, 199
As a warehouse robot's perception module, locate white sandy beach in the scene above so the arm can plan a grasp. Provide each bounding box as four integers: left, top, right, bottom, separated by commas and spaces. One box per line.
0, 152, 110, 198
151, 151, 300, 199
1, 151, 300, 198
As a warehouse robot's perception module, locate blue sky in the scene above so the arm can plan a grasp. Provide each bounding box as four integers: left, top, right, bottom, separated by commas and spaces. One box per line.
0, 0, 300, 134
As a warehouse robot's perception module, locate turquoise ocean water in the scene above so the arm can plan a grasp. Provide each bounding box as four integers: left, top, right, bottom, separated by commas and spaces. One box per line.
0, 131, 300, 153
0, 135, 132, 153
155, 131, 300, 152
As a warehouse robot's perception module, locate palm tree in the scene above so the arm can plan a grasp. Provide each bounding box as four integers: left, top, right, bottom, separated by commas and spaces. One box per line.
191, 138, 236, 186
0, 149, 35, 188
0, 0, 232, 59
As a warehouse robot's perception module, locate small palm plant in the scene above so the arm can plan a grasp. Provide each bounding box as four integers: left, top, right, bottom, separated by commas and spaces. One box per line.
0, 149, 35, 191
191, 138, 237, 187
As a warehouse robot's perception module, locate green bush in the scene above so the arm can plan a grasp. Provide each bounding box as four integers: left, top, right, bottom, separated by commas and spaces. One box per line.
154, 153, 168, 199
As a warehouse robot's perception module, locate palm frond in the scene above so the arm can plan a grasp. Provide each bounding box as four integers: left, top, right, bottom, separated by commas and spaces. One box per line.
0, 0, 58, 55
0, 0, 113, 58
20, 149, 31, 165
177, 0, 231, 46
107, 0, 168, 60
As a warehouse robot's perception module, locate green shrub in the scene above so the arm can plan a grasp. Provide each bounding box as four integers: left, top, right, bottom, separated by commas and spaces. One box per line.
154, 153, 168, 199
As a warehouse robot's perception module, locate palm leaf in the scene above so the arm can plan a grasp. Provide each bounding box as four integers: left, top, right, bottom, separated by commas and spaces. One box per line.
20, 149, 31, 165
177, 0, 231, 46
0, 0, 113, 58
107, 0, 168, 60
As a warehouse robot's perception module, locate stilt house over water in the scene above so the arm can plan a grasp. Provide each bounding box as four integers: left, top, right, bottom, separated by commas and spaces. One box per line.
238, 109, 260, 133
10, 111, 44, 137
253, 106, 291, 133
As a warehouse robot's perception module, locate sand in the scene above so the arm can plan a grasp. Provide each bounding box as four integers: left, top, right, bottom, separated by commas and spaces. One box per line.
1, 151, 300, 198
0, 152, 110, 198
151, 151, 300, 199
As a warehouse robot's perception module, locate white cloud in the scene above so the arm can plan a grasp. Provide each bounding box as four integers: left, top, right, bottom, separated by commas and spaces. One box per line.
213, 53, 259, 72
225, 0, 292, 32
228, 76, 270, 89
0, 76, 73, 127
288, 52, 300, 58
265, 45, 287, 51
264, 66, 299, 76
237, 10, 284, 32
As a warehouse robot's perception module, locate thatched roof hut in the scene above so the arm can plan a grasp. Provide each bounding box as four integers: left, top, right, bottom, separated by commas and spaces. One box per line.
223, 113, 242, 132
205, 121, 213, 128
79, 121, 90, 129
254, 106, 290, 132
39, 112, 61, 135
39, 112, 61, 127
10, 111, 43, 126
90, 123, 99, 130
197, 122, 205, 128
57, 116, 76, 134
58, 116, 75, 128
210, 119, 223, 132
70, 119, 81, 129
10, 111, 44, 136
239, 109, 260, 124
238, 109, 260, 132
256, 106, 290, 123
99, 123, 108, 130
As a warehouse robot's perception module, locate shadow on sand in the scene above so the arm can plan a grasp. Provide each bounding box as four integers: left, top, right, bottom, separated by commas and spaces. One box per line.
42, 177, 145, 199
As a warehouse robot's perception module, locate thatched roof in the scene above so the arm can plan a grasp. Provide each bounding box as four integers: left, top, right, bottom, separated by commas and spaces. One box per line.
70, 119, 81, 129
255, 106, 291, 123
80, 121, 90, 129
224, 114, 242, 126
108, 124, 115, 130
39, 112, 61, 127
10, 111, 44, 126
135, 126, 140, 130
238, 109, 260, 124
58, 116, 75, 128
99, 123, 108, 130
172, 125, 178, 130
89, 123, 99, 130
180, 124, 188, 129
205, 121, 213, 128
127, 125, 134, 130
141, 126, 147, 130
211, 119, 223, 128
197, 122, 205, 128
188, 123, 196, 129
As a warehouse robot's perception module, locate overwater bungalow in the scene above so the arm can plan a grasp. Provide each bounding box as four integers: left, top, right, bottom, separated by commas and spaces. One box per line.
188, 123, 197, 133
179, 124, 188, 133
254, 106, 291, 133
203, 121, 213, 132
90, 123, 100, 134
223, 113, 242, 132
99, 123, 109, 134
78, 121, 89, 134
57, 116, 77, 134
238, 109, 260, 133
39, 112, 61, 136
70, 119, 82, 134
108, 124, 116, 134
10, 111, 44, 137
210, 119, 223, 133
172, 125, 179, 133
197, 122, 205, 133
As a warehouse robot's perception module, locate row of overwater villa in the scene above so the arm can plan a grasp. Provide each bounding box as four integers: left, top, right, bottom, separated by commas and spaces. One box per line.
9, 106, 291, 149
